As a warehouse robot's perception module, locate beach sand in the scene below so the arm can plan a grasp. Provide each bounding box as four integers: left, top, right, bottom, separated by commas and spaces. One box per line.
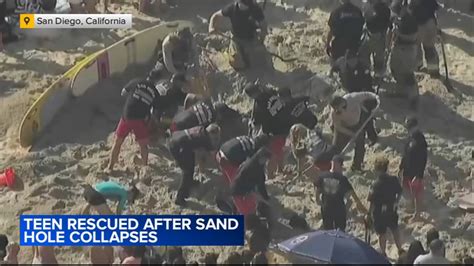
0, 0, 472, 263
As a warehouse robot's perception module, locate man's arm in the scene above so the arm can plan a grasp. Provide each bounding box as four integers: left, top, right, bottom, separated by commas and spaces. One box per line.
209, 10, 224, 34
162, 36, 179, 74
354, 92, 380, 105
315, 188, 322, 205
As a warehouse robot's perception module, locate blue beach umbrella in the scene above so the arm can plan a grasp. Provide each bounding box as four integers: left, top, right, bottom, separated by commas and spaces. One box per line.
275, 230, 390, 264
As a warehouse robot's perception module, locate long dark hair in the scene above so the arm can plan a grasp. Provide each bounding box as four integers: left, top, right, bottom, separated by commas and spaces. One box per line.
406, 240, 426, 264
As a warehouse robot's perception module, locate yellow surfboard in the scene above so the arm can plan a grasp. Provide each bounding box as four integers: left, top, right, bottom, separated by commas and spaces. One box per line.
18, 20, 194, 148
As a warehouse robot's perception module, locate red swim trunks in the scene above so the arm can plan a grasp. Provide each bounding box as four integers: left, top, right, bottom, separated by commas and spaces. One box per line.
403, 176, 424, 199
115, 118, 149, 145
216, 151, 257, 215
270, 135, 287, 162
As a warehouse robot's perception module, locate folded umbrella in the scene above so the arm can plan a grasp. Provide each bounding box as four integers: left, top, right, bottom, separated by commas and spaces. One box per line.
275, 230, 389, 264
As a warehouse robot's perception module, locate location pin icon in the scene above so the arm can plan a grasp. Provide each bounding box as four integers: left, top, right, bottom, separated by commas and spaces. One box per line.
24, 16, 30, 25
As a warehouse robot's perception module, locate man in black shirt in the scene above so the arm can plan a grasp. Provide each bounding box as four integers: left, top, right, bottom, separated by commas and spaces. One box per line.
225, 136, 272, 211
410, 0, 440, 77
209, 0, 270, 70
107, 74, 163, 172
390, 0, 420, 110
326, 0, 365, 66
314, 155, 367, 231
231, 147, 271, 211
398, 117, 428, 220
216, 134, 270, 215
170, 101, 240, 132
368, 155, 403, 257
361, 0, 392, 77
169, 124, 221, 206
246, 84, 317, 179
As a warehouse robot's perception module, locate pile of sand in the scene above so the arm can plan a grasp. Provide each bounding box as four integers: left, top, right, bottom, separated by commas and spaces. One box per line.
0, 0, 472, 263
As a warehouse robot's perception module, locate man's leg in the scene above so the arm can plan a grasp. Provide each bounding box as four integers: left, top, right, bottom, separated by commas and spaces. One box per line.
422, 19, 440, 77
373, 215, 388, 255
267, 136, 286, 179
352, 127, 366, 171
176, 151, 195, 205
411, 178, 424, 218
389, 212, 403, 253
391, 228, 403, 253
358, 38, 372, 71
335, 209, 347, 232
228, 38, 247, 70
390, 45, 408, 96
372, 33, 387, 77
321, 208, 334, 230
108, 136, 125, 171
108, 118, 130, 171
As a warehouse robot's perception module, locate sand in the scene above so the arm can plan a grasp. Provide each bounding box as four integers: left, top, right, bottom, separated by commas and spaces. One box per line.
0, 0, 473, 264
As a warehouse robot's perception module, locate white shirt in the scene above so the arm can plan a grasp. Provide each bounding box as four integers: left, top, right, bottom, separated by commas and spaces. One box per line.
332, 92, 378, 128
414, 253, 451, 265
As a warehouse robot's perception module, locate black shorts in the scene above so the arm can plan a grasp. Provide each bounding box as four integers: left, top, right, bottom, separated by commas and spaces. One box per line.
83, 185, 106, 206
373, 211, 399, 235
321, 207, 347, 231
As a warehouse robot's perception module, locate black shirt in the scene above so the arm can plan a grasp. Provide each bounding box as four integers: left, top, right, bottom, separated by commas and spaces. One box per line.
410, 0, 439, 25
400, 130, 428, 178
368, 173, 402, 216
123, 80, 160, 120
316, 172, 353, 210
328, 2, 364, 42
231, 152, 269, 200
253, 91, 288, 135
173, 101, 216, 130
154, 81, 187, 112
398, 11, 418, 36
221, 1, 265, 40
282, 96, 318, 133
364, 1, 392, 33
170, 126, 213, 151
220, 136, 259, 165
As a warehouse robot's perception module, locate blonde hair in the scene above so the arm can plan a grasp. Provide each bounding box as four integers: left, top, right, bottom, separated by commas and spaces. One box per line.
373, 154, 389, 172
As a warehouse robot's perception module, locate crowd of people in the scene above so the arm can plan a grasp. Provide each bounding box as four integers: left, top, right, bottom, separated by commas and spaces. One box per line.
1, 0, 472, 264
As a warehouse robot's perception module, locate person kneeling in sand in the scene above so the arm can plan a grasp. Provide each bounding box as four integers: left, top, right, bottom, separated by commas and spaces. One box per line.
168, 124, 221, 206
288, 124, 338, 178
82, 181, 140, 215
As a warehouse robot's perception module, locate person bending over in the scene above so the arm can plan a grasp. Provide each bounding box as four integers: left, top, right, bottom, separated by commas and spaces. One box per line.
82, 181, 140, 215
169, 124, 221, 206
